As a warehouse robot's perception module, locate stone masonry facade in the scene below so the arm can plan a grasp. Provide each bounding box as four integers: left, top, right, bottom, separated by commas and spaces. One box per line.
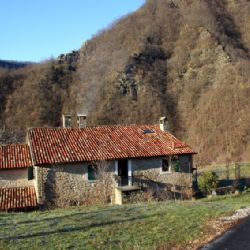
132, 156, 193, 198
34, 155, 193, 207
0, 169, 33, 188
132, 155, 193, 187
34, 162, 117, 207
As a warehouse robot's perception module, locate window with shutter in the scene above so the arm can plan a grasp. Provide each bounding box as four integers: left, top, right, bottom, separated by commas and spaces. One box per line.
88, 165, 97, 181
28, 167, 34, 180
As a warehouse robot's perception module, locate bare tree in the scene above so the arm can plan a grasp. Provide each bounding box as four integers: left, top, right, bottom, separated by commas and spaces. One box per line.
92, 160, 115, 204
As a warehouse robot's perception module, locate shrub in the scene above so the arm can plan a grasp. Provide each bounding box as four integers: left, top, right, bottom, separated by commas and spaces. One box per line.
198, 171, 219, 195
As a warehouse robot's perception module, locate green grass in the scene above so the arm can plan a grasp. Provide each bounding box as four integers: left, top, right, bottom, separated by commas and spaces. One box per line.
1, 194, 250, 250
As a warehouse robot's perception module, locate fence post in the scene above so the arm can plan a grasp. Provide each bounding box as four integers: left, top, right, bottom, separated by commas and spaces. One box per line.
234, 162, 240, 180
226, 163, 229, 180
238, 163, 241, 180
234, 162, 237, 180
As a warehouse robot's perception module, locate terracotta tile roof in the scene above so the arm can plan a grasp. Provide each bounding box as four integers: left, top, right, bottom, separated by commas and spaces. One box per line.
28, 124, 196, 166
0, 186, 37, 210
0, 144, 32, 169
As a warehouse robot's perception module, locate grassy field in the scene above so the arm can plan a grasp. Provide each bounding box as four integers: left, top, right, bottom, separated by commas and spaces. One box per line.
1, 194, 250, 250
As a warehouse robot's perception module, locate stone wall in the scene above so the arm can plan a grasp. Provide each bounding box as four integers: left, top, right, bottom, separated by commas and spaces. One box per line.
132, 156, 193, 187
34, 155, 194, 207
0, 168, 33, 188
35, 161, 116, 207
179, 154, 193, 173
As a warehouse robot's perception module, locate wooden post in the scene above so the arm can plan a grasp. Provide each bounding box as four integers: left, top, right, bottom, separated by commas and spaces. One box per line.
195, 165, 198, 182
234, 162, 240, 180
226, 163, 229, 180
128, 160, 132, 186
238, 163, 241, 179
235, 162, 237, 180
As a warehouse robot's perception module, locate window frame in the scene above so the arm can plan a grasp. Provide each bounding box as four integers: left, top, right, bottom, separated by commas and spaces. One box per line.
27, 167, 34, 180
77, 115, 87, 128
63, 115, 72, 128
87, 164, 97, 182
171, 155, 180, 172
161, 157, 171, 174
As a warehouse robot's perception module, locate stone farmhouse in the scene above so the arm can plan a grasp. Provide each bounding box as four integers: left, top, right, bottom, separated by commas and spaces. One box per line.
0, 118, 196, 209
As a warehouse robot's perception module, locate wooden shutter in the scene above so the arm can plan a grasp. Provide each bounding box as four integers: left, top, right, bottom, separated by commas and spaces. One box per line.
88, 165, 96, 181
28, 167, 34, 180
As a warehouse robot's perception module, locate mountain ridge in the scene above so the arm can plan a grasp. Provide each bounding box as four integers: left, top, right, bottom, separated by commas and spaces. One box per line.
0, 59, 33, 69
0, 0, 250, 164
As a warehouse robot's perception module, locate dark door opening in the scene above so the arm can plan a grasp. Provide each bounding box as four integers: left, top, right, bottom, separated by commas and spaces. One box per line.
118, 159, 128, 186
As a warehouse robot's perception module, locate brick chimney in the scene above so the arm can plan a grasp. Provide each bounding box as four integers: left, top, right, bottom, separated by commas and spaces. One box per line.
62, 113, 87, 128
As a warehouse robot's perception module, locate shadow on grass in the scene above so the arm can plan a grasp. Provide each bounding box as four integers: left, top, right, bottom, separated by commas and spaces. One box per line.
0, 212, 159, 241
1, 206, 123, 226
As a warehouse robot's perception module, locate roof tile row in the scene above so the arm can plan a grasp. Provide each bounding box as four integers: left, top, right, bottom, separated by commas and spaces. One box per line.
28, 124, 195, 166
0, 144, 32, 169
0, 186, 37, 210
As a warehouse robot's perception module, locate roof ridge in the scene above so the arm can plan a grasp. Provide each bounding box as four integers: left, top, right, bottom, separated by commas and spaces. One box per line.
28, 123, 160, 130
0, 143, 29, 147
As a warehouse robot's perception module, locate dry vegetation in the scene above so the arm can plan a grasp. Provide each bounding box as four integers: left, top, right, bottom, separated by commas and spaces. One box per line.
0, 0, 250, 164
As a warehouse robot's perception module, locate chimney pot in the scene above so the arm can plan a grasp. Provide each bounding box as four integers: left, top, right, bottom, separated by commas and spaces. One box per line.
159, 117, 169, 131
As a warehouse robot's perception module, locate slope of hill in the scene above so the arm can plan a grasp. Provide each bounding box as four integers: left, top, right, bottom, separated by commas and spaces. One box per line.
0, 0, 249, 164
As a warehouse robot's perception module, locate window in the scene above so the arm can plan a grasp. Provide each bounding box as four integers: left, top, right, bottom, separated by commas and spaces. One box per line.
77, 115, 87, 128
171, 156, 180, 172
131, 85, 137, 101
62, 115, 72, 128
88, 165, 97, 181
143, 129, 155, 134
162, 158, 170, 172
28, 167, 34, 180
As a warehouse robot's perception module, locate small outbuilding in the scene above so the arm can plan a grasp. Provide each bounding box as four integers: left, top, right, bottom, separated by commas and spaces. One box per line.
0, 144, 37, 210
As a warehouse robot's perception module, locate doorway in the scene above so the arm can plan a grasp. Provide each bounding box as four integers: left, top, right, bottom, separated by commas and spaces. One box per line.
118, 159, 128, 186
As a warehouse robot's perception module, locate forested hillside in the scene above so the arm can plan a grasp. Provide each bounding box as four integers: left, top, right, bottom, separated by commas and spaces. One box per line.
0, 0, 250, 164
0, 60, 31, 69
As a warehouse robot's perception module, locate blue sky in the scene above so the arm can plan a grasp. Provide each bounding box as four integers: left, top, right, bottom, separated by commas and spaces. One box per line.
0, 0, 145, 62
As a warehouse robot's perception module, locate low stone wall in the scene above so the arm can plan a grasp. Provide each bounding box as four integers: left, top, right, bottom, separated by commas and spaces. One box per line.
0, 168, 33, 188
35, 162, 116, 207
